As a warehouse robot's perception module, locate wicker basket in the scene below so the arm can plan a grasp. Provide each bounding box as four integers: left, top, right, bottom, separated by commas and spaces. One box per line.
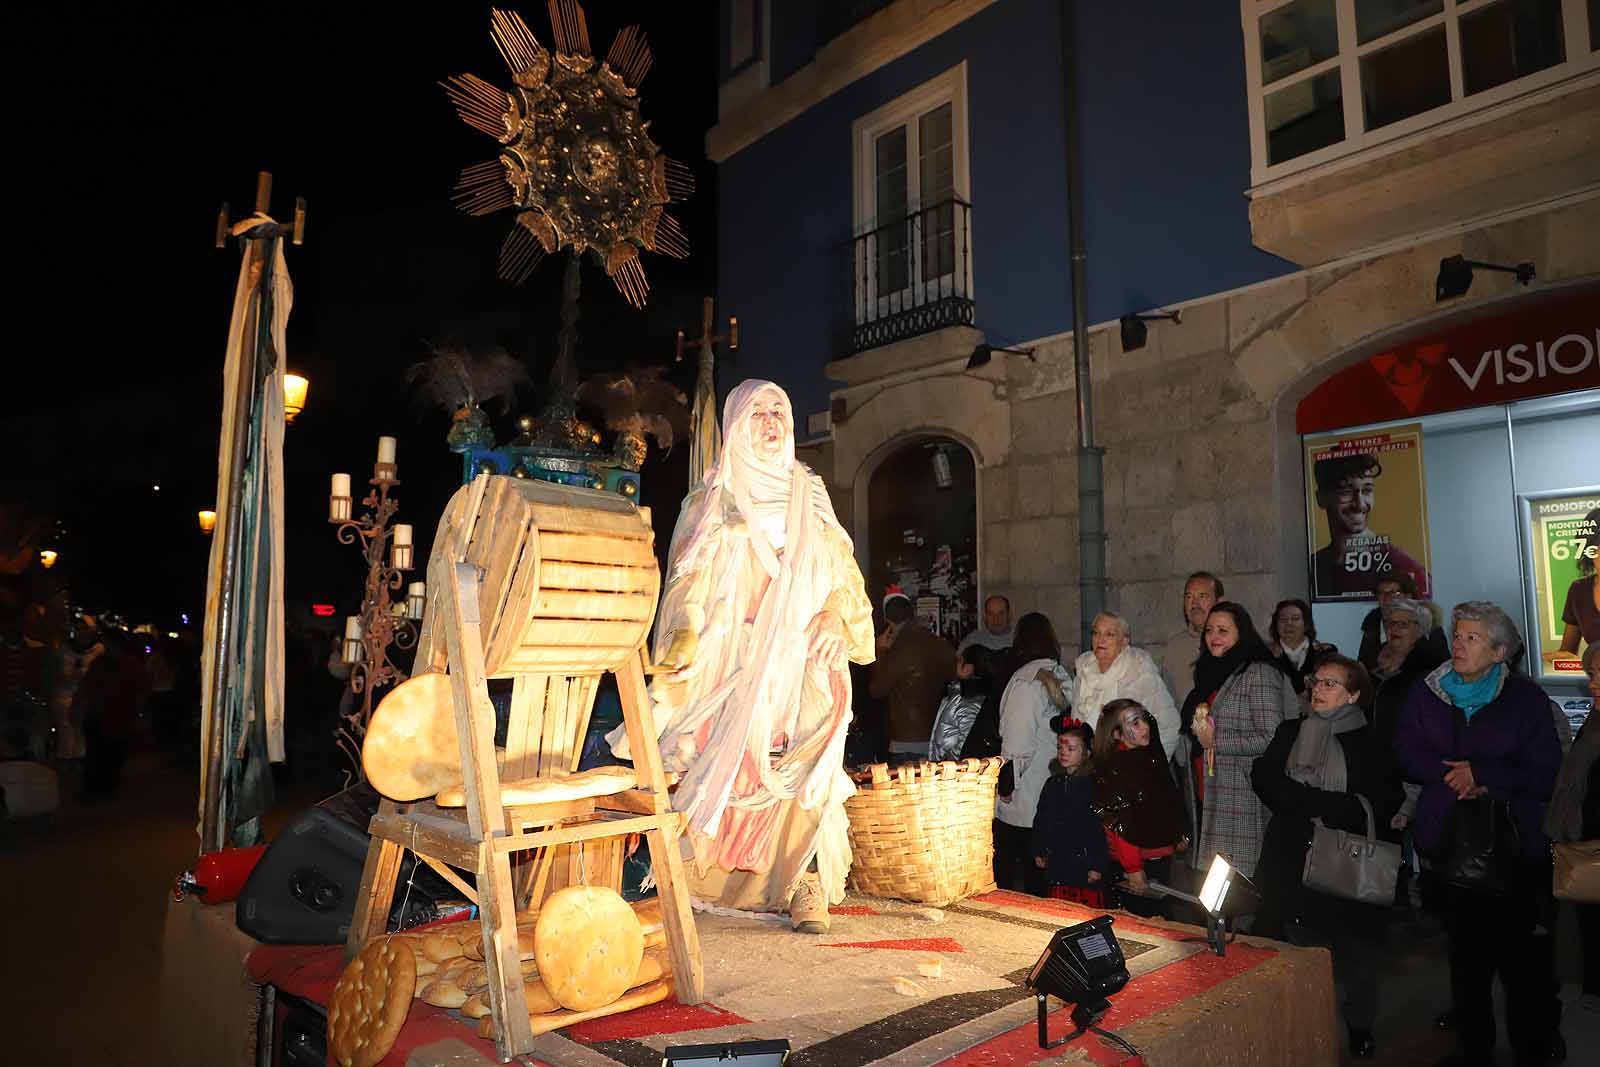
843, 757, 1002, 906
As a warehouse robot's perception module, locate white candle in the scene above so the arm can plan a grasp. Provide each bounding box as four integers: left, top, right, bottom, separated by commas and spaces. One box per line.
409, 581, 426, 597
345, 615, 363, 640
331, 473, 350, 497
377, 436, 397, 464
393, 524, 412, 547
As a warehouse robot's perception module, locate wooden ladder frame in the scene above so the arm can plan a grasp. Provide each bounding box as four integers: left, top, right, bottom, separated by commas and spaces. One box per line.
344, 561, 703, 1061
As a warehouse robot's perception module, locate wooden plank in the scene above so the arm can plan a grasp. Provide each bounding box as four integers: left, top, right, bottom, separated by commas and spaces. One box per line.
538, 559, 657, 594
476, 841, 536, 1059
345, 822, 404, 960
487, 523, 541, 675
469, 480, 530, 658
497, 647, 634, 676
521, 499, 649, 537
520, 618, 645, 648
532, 589, 655, 621
597, 788, 668, 816
539, 675, 569, 778
368, 812, 479, 870
503, 675, 545, 783
564, 674, 599, 774
617, 651, 703, 1004
417, 853, 478, 905
505, 797, 597, 828
442, 570, 506, 844
492, 813, 666, 854
506, 477, 639, 516
538, 531, 656, 567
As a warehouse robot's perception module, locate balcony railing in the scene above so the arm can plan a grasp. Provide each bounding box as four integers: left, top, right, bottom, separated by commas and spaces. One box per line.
841, 198, 974, 355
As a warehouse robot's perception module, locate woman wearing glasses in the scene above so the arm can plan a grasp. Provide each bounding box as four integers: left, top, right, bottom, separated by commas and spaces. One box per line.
1252, 654, 1403, 1060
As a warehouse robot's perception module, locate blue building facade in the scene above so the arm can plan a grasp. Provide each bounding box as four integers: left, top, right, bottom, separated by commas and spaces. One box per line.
709, 0, 1600, 671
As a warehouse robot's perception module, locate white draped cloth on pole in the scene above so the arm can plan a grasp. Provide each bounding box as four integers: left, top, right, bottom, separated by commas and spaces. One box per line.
199, 226, 289, 841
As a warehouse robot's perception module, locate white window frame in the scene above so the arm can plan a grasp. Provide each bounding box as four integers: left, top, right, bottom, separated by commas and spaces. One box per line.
1242, 0, 1599, 189
849, 63, 973, 325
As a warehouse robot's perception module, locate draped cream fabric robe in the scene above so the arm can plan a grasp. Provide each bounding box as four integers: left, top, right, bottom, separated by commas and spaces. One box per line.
614, 381, 873, 911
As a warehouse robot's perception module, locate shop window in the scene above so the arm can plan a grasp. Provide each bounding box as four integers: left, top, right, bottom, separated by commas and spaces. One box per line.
1242, 0, 1600, 186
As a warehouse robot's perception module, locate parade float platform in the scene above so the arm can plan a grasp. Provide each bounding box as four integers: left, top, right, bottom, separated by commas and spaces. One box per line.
245, 889, 1337, 1066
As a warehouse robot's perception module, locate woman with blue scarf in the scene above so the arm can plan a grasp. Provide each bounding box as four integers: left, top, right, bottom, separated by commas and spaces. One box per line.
1392, 601, 1563, 1067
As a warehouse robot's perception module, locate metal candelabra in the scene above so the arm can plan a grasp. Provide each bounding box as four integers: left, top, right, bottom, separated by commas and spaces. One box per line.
328, 444, 422, 783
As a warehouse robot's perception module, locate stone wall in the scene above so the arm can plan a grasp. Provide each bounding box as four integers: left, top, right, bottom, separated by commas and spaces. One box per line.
828, 195, 1600, 656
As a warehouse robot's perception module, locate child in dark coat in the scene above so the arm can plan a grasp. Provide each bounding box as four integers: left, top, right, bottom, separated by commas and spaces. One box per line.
1032, 718, 1111, 906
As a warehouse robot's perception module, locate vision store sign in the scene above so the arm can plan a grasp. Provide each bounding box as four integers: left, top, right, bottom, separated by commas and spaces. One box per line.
1297, 286, 1600, 434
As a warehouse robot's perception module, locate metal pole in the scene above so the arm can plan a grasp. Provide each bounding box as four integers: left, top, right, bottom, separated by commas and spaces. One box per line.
1061, 0, 1105, 652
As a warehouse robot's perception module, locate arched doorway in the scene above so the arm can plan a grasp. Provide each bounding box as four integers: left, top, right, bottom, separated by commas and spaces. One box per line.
866, 437, 978, 644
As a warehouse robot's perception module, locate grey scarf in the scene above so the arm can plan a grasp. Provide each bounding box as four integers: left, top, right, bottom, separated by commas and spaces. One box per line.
1286, 701, 1367, 792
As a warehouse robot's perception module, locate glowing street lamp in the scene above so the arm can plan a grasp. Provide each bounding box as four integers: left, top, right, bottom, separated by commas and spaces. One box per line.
39, 549, 58, 569
198, 510, 218, 535
284, 373, 310, 424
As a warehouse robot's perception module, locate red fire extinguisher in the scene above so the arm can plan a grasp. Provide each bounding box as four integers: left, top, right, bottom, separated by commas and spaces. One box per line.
173, 845, 268, 904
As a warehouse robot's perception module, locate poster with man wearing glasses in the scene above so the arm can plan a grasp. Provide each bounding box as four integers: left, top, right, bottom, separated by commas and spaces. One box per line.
1305, 423, 1432, 603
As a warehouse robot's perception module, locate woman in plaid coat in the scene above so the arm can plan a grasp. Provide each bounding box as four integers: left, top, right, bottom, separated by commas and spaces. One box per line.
1181, 602, 1294, 879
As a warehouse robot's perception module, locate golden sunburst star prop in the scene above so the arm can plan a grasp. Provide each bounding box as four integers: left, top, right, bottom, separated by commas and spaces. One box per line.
444, 2, 694, 308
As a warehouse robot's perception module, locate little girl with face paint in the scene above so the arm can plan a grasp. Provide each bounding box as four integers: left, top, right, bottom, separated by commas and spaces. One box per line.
1031, 719, 1112, 906
1094, 698, 1187, 892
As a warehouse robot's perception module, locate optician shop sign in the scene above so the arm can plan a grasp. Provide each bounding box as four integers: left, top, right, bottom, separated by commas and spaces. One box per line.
1296, 286, 1600, 434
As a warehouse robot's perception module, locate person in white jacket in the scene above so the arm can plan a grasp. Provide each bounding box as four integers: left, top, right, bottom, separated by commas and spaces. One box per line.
995, 612, 1072, 895
1073, 613, 1180, 758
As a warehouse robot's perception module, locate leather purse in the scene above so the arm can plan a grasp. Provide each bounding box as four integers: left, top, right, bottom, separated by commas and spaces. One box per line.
1441, 796, 1520, 896
1553, 840, 1600, 903
1301, 794, 1403, 906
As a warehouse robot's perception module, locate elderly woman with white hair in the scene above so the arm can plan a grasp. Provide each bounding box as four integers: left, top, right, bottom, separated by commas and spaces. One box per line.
1072, 612, 1179, 758
1392, 601, 1563, 1066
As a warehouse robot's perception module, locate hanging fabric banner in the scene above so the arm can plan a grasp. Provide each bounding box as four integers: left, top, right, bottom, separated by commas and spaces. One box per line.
1304, 422, 1433, 603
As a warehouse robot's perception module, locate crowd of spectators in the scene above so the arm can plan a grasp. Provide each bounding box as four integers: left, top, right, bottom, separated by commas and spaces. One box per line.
863, 568, 1598, 1066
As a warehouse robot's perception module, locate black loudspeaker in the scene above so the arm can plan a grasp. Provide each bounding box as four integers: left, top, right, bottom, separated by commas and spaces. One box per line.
236, 784, 457, 945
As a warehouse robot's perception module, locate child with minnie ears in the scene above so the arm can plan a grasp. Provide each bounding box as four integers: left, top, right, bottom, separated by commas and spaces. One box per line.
1093, 698, 1187, 892
1031, 716, 1113, 906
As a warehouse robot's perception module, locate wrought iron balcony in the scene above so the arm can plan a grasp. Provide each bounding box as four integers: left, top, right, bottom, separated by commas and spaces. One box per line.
841, 198, 974, 355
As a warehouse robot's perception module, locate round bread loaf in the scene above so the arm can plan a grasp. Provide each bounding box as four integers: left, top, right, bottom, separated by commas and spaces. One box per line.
328, 937, 416, 1067
362, 672, 460, 801
533, 885, 644, 1012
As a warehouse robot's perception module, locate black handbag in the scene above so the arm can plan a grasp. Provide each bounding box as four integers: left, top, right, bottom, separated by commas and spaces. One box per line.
1441, 796, 1520, 896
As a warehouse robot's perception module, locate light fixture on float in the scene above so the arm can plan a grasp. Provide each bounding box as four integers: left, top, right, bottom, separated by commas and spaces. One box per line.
198, 510, 218, 535
1024, 915, 1136, 1053
1196, 853, 1262, 956
39, 549, 58, 569
1435, 254, 1535, 301
663, 1040, 790, 1066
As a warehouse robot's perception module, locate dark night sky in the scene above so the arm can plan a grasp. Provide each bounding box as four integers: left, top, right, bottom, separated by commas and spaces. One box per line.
3, 1, 718, 626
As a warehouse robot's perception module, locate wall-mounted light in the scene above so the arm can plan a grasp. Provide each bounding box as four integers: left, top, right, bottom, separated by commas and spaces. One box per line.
1435, 254, 1535, 301
1118, 309, 1182, 352
198, 510, 218, 536
39, 549, 58, 569
966, 343, 1036, 370
283, 373, 310, 424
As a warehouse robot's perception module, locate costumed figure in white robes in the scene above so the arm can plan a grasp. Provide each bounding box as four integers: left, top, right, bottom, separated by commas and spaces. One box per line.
611, 380, 874, 932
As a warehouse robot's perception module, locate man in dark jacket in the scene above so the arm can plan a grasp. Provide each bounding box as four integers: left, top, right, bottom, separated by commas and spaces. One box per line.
1391, 601, 1562, 1067
869, 590, 956, 758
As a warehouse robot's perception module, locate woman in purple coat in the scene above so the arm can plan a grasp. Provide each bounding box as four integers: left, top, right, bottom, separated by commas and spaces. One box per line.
1392, 601, 1562, 1067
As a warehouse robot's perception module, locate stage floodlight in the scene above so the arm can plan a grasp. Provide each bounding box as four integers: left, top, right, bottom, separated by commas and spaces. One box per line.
663, 1039, 791, 1066
1025, 915, 1131, 1049
1197, 854, 1262, 956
